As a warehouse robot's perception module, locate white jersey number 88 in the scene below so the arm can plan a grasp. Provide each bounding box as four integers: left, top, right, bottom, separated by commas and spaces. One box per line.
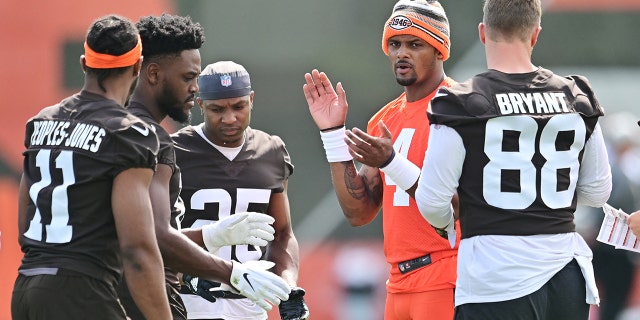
483, 113, 586, 210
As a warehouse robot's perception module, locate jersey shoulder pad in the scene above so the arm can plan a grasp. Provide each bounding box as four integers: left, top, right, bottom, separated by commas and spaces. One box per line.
170, 125, 199, 150
246, 127, 294, 176
563, 74, 604, 118
429, 77, 497, 126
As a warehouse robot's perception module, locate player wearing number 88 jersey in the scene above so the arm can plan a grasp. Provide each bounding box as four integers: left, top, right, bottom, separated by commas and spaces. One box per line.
427, 70, 604, 238
415, 1, 612, 319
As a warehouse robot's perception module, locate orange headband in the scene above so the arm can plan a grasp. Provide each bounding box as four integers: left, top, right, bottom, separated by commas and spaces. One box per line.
84, 35, 142, 69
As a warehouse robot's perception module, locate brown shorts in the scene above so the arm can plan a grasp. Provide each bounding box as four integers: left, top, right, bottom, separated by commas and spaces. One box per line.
12, 270, 127, 320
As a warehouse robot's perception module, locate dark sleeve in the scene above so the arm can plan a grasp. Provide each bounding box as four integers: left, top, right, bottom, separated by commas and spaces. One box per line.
274, 135, 293, 179
428, 82, 495, 127
567, 75, 605, 118
154, 127, 177, 169
107, 122, 159, 176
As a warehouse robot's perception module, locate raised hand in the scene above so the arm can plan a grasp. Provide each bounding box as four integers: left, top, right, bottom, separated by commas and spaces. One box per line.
303, 69, 349, 130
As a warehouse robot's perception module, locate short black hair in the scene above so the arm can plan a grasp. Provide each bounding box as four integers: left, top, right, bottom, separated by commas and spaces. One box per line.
85, 15, 139, 91
136, 13, 205, 63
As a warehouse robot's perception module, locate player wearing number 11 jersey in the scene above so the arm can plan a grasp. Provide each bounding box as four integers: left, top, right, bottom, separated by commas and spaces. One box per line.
13, 15, 172, 320
416, 1, 612, 319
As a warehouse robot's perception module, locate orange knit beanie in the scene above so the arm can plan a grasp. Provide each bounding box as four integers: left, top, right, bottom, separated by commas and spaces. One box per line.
382, 0, 451, 61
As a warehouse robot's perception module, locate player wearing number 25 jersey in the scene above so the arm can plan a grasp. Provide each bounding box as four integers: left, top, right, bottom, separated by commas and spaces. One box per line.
174, 125, 292, 233
173, 125, 293, 319
173, 61, 307, 320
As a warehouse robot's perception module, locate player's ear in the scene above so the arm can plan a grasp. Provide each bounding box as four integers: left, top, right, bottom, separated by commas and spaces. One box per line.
530, 26, 542, 48
80, 55, 88, 73
132, 57, 143, 77
146, 62, 160, 85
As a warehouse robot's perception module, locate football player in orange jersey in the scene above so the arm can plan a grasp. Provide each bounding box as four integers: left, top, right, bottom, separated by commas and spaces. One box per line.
303, 1, 459, 319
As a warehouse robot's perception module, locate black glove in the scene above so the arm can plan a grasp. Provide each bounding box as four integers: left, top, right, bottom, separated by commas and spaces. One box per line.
181, 274, 219, 303
279, 287, 310, 320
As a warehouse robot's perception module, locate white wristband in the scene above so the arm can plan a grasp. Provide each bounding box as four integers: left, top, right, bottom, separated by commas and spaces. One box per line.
320, 127, 353, 162
379, 151, 420, 190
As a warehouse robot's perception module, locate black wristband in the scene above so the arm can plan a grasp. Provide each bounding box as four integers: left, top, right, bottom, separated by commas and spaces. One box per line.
379, 149, 396, 168
320, 124, 345, 132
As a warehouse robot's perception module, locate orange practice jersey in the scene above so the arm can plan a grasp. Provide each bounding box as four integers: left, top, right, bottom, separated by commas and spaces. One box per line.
367, 77, 460, 293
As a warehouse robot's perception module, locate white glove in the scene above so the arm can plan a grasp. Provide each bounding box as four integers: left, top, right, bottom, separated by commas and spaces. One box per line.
228, 260, 290, 311
202, 212, 275, 253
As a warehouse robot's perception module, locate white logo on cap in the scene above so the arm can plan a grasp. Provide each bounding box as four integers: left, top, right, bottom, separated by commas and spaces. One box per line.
220, 74, 232, 87
388, 15, 412, 30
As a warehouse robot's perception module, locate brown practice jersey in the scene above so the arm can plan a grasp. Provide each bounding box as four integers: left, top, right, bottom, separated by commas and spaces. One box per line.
19, 91, 158, 286
172, 125, 293, 265
429, 68, 604, 239
126, 102, 184, 288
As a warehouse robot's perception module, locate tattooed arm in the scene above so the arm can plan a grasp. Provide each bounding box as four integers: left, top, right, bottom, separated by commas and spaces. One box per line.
328, 161, 383, 226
